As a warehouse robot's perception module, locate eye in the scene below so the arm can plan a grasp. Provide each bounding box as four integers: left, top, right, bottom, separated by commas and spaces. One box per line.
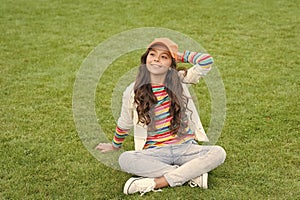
161, 55, 169, 59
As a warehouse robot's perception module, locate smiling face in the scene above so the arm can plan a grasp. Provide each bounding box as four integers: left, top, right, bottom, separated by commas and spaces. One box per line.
146, 44, 172, 84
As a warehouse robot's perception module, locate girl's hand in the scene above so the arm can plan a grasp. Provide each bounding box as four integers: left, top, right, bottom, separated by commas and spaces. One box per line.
176, 52, 184, 63
95, 143, 119, 153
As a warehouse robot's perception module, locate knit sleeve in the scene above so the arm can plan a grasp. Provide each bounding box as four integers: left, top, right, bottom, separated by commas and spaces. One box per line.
112, 125, 130, 148
183, 51, 214, 76
112, 83, 135, 148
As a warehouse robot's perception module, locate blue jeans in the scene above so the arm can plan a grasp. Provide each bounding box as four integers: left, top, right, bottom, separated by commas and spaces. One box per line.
118, 142, 226, 187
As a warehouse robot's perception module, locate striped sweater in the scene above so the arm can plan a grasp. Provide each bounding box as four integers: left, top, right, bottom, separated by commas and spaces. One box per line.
143, 85, 195, 149
112, 84, 195, 149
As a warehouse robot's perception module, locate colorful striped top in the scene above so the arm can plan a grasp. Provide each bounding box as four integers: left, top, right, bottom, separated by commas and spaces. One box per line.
112, 84, 195, 149
143, 84, 195, 149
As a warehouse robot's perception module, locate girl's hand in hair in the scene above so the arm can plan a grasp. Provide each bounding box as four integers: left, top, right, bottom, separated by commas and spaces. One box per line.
176, 52, 184, 63
95, 143, 120, 153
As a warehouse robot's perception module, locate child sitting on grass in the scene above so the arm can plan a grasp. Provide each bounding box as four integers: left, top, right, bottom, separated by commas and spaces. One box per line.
96, 38, 226, 195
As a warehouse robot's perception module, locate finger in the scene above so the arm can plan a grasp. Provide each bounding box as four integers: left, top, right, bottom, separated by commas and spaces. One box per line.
95, 146, 101, 150
95, 145, 104, 150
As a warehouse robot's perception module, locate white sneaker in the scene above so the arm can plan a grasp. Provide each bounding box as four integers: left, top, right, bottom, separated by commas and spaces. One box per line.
188, 173, 208, 189
123, 177, 157, 196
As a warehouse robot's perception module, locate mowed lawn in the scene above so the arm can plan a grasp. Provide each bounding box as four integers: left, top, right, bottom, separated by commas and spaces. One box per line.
1, 0, 299, 199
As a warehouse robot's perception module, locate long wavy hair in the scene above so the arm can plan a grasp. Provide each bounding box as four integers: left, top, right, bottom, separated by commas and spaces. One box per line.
133, 48, 189, 135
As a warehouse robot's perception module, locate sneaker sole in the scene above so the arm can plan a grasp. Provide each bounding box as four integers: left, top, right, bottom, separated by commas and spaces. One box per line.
202, 173, 208, 189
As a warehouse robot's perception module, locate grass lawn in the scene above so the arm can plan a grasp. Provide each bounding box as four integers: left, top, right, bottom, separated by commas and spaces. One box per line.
1, 0, 299, 199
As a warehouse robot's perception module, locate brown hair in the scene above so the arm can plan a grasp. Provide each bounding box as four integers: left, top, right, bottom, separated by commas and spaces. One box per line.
133, 48, 188, 135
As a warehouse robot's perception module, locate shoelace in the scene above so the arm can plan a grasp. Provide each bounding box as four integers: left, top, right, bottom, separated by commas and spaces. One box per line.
140, 187, 162, 196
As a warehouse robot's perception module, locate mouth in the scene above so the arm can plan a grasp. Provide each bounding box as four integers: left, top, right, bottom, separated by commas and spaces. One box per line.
150, 64, 163, 68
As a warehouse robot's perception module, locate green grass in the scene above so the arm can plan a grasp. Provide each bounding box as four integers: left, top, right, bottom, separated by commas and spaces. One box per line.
1, 0, 299, 199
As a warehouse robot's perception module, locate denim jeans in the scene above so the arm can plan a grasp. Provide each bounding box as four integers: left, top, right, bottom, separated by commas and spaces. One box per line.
118, 142, 226, 187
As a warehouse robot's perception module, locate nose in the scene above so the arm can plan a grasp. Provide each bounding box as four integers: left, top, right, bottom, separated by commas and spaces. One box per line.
154, 56, 160, 62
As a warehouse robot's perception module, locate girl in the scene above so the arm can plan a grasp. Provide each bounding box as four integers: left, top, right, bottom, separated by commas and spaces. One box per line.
96, 38, 226, 195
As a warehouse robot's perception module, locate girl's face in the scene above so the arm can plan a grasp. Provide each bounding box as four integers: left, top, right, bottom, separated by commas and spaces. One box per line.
146, 44, 172, 78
